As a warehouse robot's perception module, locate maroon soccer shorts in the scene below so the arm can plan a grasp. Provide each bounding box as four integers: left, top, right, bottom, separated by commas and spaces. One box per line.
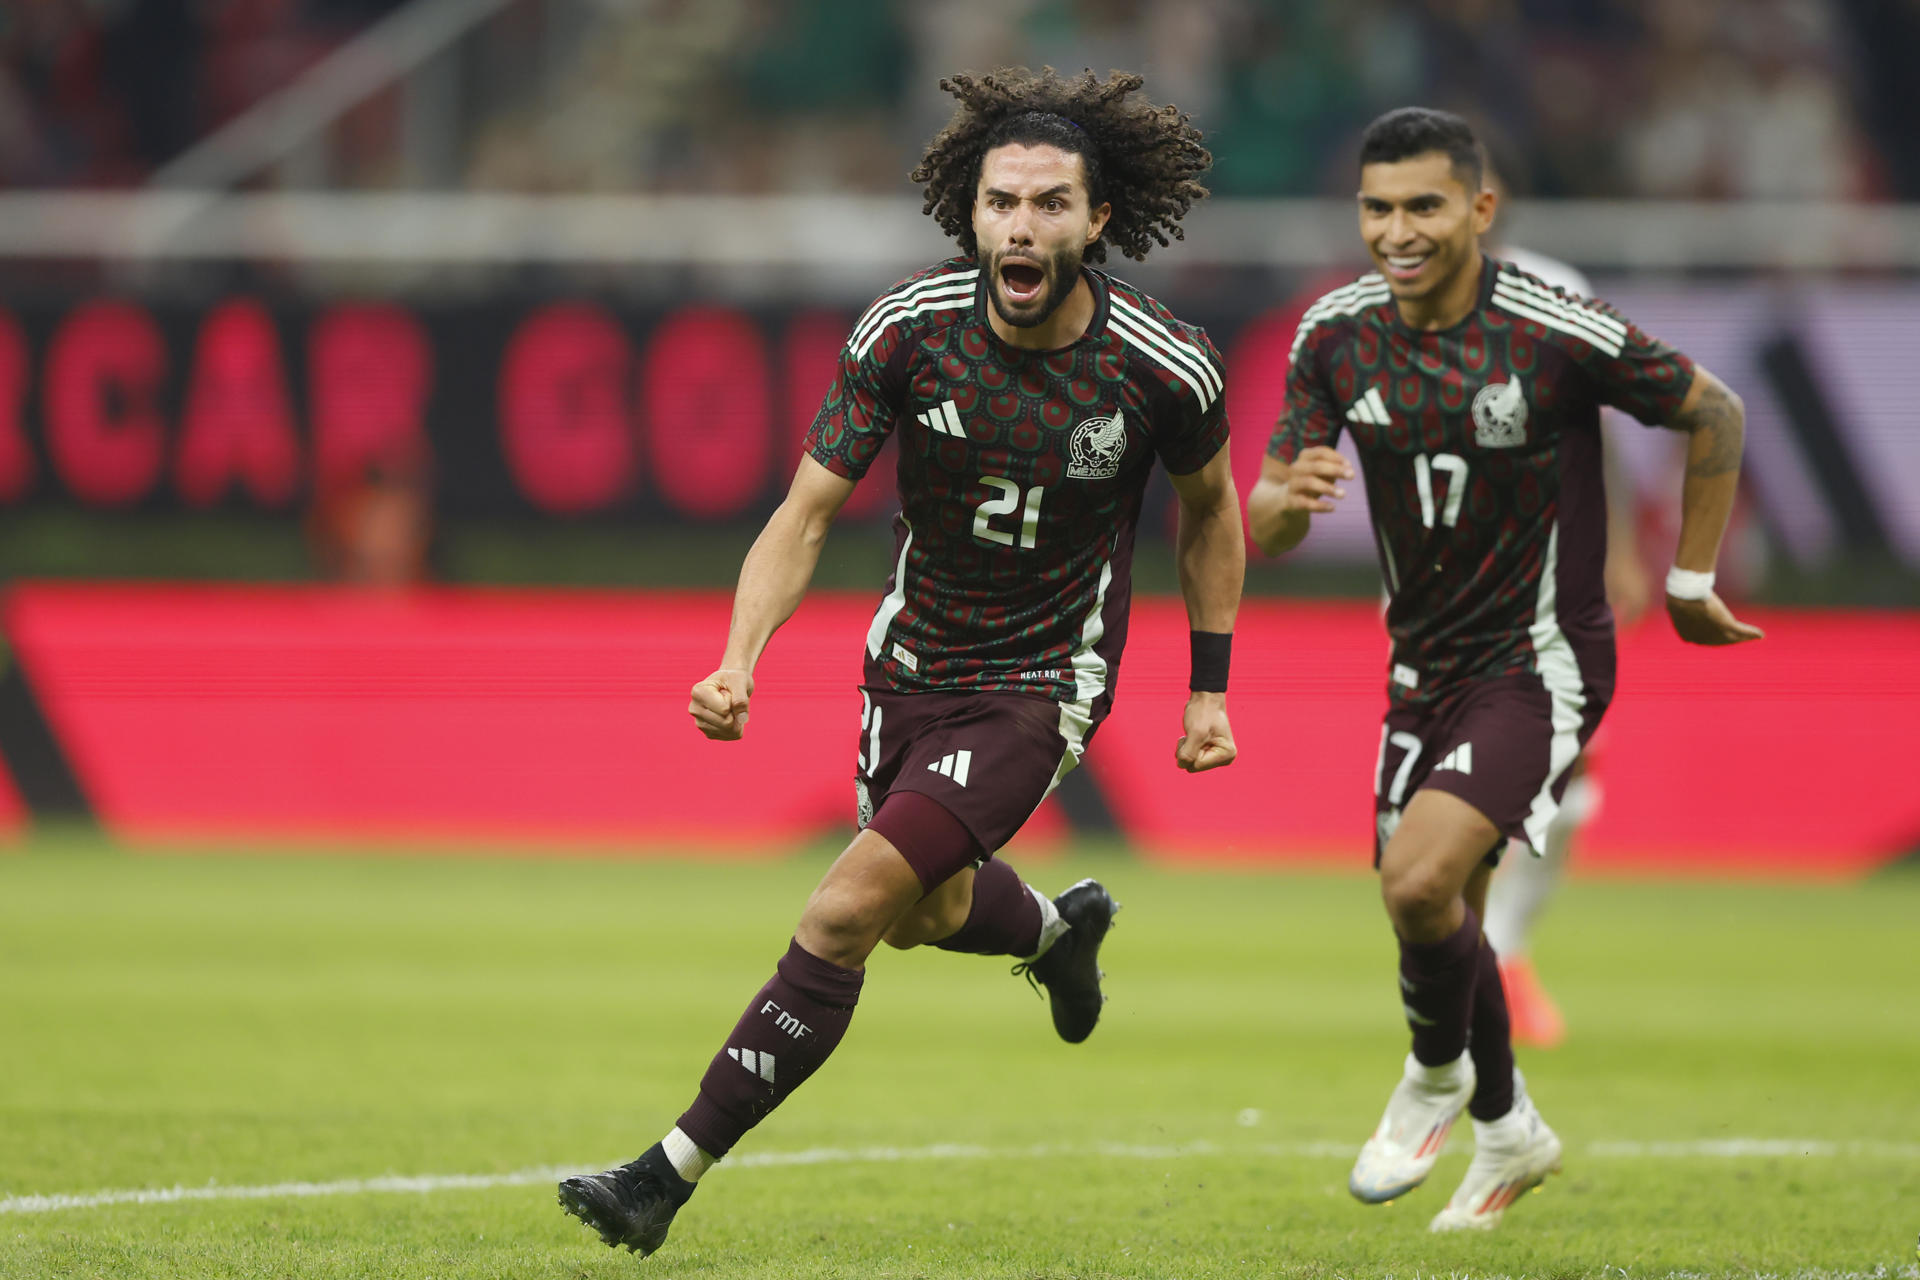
853, 686, 1084, 869
1371, 673, 1610, 867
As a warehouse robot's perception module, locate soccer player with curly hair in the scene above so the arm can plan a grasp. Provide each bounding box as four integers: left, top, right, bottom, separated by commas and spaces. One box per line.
560, 67, 1245, 1259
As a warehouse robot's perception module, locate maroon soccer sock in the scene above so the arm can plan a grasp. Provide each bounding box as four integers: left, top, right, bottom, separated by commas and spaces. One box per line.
932, 857, 1044, 957
1467, 933, 1517, 1120
1398, 907, 1482, 1067
675, 938, 864, 1158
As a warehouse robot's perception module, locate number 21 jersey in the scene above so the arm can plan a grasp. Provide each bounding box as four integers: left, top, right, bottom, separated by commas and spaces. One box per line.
805, 257, 1228, 718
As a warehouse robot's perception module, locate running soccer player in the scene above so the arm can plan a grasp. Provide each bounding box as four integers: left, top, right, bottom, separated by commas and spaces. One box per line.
560, 67, 1244, 1258
1247, 107, 1761, 1233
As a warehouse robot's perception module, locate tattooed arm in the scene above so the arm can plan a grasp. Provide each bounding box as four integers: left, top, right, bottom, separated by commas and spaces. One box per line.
1663, 367, 1763, 646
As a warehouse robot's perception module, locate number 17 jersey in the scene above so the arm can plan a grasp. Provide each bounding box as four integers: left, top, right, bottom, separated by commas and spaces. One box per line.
1269, 256, 1696, 710
805, 257, 1228, 718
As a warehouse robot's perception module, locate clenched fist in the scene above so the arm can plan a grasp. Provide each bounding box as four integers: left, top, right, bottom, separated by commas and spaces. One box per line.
689, 668, 754, 740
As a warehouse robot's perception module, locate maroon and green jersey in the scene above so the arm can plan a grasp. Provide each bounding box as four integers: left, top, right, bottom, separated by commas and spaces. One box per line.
1269, 256, 1695, 710
805, 256, 1228, 720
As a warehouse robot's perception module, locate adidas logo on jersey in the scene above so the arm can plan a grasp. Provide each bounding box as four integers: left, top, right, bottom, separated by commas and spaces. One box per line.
1346, 386, 1391, 427
1433, 743, 1474, 776
927, 749, 972, 786
917, 398, 966, 438
727, 1047, 776, 1083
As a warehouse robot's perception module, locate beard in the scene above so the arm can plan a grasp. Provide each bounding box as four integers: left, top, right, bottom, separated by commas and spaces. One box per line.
987, 243, 1082, 330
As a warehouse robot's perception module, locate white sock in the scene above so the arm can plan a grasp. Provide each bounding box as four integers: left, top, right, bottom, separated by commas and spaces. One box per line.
1474, 1075, 1536, 1136
1405, 1050, 1472, 1090
662, 1127, 715, 1182
1484, 776, 1593, 956
1022, 885, 1068, 961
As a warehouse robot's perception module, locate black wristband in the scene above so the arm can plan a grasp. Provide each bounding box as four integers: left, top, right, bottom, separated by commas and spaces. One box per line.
1189, 630, 1231, 693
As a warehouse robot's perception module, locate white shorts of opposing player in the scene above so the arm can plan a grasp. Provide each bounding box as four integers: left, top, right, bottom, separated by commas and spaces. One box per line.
1348, 1051, 1476, 1204
1429, 1074, 1564, 1232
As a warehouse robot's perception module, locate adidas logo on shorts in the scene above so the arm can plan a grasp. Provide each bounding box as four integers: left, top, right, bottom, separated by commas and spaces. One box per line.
927, 750, 972, 786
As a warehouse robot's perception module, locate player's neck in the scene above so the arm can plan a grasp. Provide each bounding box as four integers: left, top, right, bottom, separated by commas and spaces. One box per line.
1393, 246, 1486, 332
989, 274, 1097, 350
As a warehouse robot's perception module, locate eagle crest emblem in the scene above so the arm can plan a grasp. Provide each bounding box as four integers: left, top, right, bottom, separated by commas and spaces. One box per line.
1067, 412, 1127, 479
1471, 379, 1528, 448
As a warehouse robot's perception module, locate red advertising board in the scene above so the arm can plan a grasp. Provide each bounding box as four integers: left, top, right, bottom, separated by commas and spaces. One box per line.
4, 584, 1914, 874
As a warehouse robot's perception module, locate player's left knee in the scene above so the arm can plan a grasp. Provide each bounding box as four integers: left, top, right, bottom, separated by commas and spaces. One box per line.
1381, 862, 1456, 929
797, 882, 895, 960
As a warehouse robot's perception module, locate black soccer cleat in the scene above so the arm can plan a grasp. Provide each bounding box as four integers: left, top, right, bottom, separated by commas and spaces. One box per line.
557, 1142, 696, 1257
1013, 877, 1118, 1044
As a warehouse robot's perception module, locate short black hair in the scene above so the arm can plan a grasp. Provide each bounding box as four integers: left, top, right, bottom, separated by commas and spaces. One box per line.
1358, 107, 1483, 192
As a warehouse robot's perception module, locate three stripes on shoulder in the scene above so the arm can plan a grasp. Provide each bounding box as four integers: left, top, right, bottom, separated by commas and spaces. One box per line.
846, 269, 1223, 412
1491, 270, 1627, 357
850, 270, 980, 361
1290, 268, 1628, 360
1107, 294, 1223, 411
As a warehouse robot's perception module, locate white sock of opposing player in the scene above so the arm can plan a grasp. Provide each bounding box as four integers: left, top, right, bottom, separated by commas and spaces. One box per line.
662, 1126, 716, 1182
1484, 775, 1595, 956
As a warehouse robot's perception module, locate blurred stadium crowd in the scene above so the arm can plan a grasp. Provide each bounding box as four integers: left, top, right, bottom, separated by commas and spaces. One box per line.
4, 0, 1916, 201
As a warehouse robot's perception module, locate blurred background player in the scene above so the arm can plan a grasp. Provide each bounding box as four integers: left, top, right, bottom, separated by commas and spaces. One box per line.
306, 452, 436, 588
559, 68, 1243, 1259
1249, 107, 1762, 1232
1477, 144, 1655, 1049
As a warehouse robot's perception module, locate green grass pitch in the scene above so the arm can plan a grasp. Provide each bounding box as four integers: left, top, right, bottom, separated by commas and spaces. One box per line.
2, 830, 1917, 1279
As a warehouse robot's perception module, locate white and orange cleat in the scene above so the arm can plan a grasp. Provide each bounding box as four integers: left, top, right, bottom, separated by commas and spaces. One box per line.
1348, 1052, 1476, 1203
1499, 955, 1566, 1049
1428, 1086, 1563, 1232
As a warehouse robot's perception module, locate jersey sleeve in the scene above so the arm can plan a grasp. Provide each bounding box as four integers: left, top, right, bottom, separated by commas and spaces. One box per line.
803, 324, 909, 480
1266, 322, 1345, 462
1577, 298, 1698, 427
1151, 326, 1231, 476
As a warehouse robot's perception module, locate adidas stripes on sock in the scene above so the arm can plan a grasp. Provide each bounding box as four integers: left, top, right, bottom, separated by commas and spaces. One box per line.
675, 937, 863, 1158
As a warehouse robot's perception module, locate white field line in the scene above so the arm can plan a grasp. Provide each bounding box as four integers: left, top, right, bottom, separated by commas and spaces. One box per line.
3, 1137, 1918, 1216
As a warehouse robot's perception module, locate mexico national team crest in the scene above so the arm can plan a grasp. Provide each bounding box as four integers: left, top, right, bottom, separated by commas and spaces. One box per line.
1471, 378, 1529, 448
1067, 412, 1127, 479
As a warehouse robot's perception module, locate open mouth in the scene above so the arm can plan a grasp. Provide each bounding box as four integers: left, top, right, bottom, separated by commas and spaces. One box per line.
1000, 260, 1045, 304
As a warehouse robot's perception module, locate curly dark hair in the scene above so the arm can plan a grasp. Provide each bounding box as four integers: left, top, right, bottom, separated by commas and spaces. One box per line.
910, 67, 1211, 265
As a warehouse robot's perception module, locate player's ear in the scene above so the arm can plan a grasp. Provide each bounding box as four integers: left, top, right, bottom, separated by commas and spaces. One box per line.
1086, 201, 1111, 246
1471, 184, 1497, 237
